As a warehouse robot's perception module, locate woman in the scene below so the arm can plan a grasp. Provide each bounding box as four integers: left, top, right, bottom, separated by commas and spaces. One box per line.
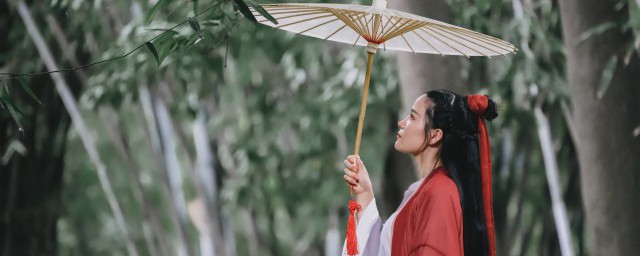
342, 90, 498, 256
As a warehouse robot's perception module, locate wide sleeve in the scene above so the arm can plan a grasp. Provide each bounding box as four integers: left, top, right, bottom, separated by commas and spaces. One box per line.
409, 184, 463, 256
342, 198, 383, 256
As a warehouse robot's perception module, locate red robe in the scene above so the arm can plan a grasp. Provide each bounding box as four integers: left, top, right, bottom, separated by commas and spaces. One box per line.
391, 167, 464, 256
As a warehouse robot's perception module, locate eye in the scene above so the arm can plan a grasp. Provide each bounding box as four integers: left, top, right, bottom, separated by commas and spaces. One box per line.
410, 114, 415, 120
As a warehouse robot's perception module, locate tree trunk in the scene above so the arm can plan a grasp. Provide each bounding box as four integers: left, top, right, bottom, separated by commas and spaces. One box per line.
382, 0, 466, 214
558, 0, 640, 255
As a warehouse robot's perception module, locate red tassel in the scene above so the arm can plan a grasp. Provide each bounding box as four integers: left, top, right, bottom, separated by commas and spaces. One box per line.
346, 199, 361, 255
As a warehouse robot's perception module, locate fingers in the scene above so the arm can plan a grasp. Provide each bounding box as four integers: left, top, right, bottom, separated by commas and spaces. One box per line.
344, 174, 358, 186
343, 158, 358, 172
345, 155, 357, 165
343, 168, 358, 181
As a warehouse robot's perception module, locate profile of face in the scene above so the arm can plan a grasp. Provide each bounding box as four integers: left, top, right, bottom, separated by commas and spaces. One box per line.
394, 94, 443, 155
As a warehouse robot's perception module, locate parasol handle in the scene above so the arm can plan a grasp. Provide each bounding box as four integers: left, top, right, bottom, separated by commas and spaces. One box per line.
353, 45, 377, 156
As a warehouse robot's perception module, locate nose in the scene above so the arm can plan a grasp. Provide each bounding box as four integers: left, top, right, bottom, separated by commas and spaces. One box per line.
398, 118, 406, 129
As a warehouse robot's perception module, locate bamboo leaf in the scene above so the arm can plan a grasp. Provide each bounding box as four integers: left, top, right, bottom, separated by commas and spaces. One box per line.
16, 78, 42, 105
188, 17, 203, 38
145, 42, 161, 66
1, 139, 27, 165
597, 55, 618, 100
146, 0, 167, 23
246, 1, 278, 25
0, 96, 23, 132
201, 20, 221, 26
193, 0, 199, 15
578, 21, 617, 44
233, 0, 257, 24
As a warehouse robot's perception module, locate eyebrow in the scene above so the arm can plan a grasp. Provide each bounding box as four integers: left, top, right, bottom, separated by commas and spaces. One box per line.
411, 109, 420, 116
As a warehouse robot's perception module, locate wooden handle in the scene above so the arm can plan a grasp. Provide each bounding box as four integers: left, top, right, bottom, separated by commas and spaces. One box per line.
353, 50, 376, 156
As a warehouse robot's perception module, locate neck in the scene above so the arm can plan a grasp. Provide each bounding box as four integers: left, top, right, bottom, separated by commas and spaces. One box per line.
413, 147, 442, 178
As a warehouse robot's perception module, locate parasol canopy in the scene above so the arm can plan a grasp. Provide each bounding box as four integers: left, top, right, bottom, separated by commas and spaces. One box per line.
250, 1, 516, 56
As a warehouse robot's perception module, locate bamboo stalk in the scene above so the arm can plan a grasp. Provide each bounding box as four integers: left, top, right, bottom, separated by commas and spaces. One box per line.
192, 110, 229, 256
534, 107, 575, 256
99, 109, 172, 256
138, 85, 192, 256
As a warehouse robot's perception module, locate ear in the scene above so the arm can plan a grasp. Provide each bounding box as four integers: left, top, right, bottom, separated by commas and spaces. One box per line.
429, 128, 444, 145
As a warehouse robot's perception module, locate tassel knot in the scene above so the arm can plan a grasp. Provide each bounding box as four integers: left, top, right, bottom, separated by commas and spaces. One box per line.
348, 200, 361, 213
346, 199, 361, 255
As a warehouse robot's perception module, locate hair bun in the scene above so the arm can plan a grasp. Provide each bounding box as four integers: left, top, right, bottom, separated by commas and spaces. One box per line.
483, 98, 498, 121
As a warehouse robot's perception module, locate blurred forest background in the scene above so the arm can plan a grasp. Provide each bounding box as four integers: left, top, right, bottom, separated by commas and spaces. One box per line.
1, 0, 639, 255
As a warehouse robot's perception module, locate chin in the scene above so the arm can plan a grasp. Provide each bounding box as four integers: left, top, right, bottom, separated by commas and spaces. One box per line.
394, 142, 407, 153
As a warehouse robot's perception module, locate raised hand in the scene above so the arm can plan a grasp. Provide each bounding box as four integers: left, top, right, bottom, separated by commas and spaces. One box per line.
343, 155, 374, 210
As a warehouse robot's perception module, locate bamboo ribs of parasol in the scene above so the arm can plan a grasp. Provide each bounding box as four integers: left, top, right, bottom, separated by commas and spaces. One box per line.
249, 0, 516, 254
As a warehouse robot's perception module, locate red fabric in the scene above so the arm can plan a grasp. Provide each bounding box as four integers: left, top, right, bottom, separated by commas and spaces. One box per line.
391, 167, 464, 256
467, 95, 496, 256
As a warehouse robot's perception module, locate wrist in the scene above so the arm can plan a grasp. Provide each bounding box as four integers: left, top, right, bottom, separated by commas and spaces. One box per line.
356, 191, 374, 210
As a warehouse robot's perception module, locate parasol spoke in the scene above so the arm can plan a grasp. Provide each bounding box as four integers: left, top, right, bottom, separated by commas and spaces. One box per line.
257, 8, 325, 15
256, 10, 328, 23
324, 23, 349, 40
297, 17, 341, 34
323, 12, 367, 41
438, 25, 516, 52
400, 34, 416, 54
352, 35, 362, 46
410, 30, 444, 56
333, 9, 368, 37
435, 24, 516, 48
275, 13, 335, 29
378, 16, 405, 41
419, 27, 469, 57
377, 15, 394, 41
348, 10, 371, 38
383, 20, 424, 41
425, 25, 487, 56
429, 25, 505, 56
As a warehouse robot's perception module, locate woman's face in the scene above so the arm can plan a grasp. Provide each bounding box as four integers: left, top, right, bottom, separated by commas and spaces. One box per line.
395, 94, 431, 154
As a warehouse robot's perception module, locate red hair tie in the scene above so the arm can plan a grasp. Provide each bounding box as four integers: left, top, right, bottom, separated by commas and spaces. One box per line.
467, 95, 496, 256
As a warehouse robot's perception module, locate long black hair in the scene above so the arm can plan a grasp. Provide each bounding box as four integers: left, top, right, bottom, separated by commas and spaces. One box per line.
423, 89, 498, 256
